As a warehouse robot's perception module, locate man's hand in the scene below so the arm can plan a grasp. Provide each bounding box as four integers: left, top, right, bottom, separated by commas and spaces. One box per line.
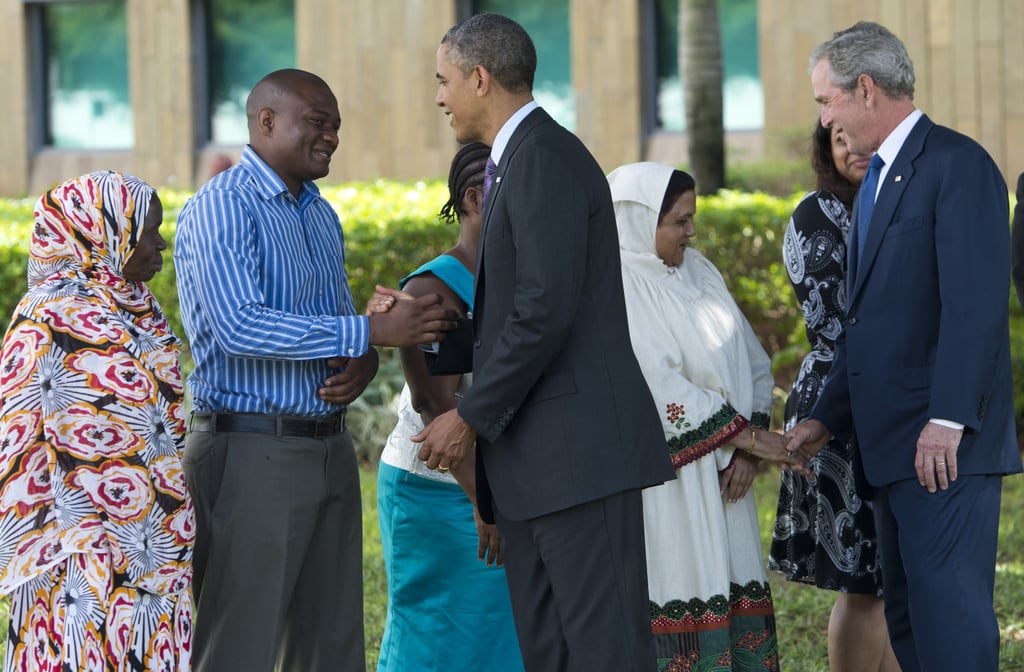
412, 408, 476, 472
915, 422, 962, 492
784, 420, 832, 463
319, 350, 379, 405
368, 288, 457, 347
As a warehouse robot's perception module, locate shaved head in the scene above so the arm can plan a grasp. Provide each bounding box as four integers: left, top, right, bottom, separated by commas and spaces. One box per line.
243, 68, 340, 196
246, 69, 334, 136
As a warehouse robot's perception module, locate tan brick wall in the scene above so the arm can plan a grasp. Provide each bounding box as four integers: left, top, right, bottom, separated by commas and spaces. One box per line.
126, 0, 194, 190
297, 0, 459, 182
2, 1, 1021, 196
0, 0, 30, 196
760, 0, 1024, 184
570, 0, 643, 172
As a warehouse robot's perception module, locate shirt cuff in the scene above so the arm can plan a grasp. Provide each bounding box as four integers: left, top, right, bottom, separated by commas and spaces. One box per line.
337, 315, 370, 358
929, 418, 964, 431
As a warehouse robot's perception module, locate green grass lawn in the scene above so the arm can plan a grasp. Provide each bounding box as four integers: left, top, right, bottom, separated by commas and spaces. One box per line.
754, 469, 1024, 671
0, 468, 1018, 670
361, 467, 1024, 671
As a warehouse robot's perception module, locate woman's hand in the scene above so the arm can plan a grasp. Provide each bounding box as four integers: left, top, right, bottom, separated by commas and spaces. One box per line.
719, 451, 758, 502
473, 506, 503, 567
739, 427, 812, 476
364, 285, 413, 315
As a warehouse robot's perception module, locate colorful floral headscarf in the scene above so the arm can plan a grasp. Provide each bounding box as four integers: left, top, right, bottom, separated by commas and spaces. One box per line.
0, 171, 192, 596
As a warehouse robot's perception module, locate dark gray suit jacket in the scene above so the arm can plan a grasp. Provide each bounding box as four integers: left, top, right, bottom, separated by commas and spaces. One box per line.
458, 108, 674, 522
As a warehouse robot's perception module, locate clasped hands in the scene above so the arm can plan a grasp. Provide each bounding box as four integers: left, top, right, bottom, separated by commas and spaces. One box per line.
365, 285, 475, 474
365, 284, 458, 347
784, 419, 962, 493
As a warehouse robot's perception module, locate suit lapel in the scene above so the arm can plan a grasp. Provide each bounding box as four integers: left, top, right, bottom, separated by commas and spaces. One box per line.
474, 108, 552, 307
849, 115, 932, 303
478, 108, 550, 239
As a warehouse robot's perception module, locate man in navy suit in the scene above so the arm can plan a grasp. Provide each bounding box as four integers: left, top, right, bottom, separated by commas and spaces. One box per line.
1010, 172, 1024, 309
786, 21, 1022, 671
410, 12, 675, 672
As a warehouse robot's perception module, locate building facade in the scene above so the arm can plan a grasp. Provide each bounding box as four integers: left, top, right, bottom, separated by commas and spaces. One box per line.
0, 0, 1020, 197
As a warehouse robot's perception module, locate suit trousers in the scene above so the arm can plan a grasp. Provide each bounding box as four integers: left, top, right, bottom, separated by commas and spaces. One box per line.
872, 474, 1002, 671
184, 428, 365, 672
494, 488, 656, 672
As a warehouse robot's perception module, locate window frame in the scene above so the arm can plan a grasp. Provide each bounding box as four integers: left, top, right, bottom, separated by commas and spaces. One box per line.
24, 0, 133, 150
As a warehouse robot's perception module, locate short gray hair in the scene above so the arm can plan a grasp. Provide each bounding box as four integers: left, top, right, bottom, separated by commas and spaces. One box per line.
809, 21, 915, 100
441, 13, 536, 95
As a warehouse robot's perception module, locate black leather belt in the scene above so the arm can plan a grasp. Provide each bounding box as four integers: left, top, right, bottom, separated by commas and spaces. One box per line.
189, 411, 346, 439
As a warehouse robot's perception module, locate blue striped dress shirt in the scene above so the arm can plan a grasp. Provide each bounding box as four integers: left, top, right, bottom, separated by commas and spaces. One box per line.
174, 146, 369, 416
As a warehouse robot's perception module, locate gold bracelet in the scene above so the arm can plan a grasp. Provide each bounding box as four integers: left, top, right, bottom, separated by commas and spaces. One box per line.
750, 427, 756, 454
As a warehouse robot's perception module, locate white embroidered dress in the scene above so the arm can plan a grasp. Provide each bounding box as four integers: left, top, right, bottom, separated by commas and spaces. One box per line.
609, 162, 779, 670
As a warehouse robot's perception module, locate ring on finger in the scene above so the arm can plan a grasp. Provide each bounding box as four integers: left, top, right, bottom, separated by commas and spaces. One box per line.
438, 465, 450, 473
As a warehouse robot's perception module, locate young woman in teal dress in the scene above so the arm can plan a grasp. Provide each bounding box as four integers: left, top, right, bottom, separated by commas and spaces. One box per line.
375, 143, 523, 671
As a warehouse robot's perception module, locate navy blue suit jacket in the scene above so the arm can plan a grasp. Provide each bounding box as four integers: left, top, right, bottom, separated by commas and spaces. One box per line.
811, 115, 1022, 486
1010, 172, 1024, 309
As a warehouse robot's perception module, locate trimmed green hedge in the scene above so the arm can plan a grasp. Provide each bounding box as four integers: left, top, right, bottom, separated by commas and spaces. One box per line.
2, 182, 1021, 447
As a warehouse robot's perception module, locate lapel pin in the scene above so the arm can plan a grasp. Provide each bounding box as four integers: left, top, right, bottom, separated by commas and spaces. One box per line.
894, 175, 902, 183
496, 176, 502, 184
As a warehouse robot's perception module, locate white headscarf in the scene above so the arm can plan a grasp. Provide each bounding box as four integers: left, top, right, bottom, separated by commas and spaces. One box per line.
608, 161, 678, 277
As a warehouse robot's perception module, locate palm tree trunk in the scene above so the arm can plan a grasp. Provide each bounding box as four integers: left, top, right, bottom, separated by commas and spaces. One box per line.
680, 0, 725, 193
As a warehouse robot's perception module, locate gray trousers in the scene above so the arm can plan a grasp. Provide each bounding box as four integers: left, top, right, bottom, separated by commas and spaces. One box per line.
184, 427, 365, 672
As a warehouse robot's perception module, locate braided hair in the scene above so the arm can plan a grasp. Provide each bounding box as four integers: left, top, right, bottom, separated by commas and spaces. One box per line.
440, 142, 490, 224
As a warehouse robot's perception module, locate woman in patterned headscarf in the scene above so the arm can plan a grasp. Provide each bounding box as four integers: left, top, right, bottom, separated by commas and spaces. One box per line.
0, 171, 193, 671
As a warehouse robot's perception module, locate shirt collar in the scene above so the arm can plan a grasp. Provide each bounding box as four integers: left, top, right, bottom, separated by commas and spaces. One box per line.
876, 108, 924, 167
491, 100, 540, 165
239, 145, 322, 204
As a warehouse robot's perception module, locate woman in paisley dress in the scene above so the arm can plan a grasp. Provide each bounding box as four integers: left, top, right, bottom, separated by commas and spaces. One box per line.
609, 162, 804, 672
769, 123, 898, 671
0, 171, 193, 671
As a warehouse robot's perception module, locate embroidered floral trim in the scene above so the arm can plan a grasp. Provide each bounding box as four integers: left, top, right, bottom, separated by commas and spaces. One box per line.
751, 411, 770, 430
665, 402, 747, 470
651, 581, 776, 633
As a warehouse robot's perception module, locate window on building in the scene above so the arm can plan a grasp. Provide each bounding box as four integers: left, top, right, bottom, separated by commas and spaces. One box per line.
467, 0, 573, 131
654, 0, 762, 131
27, 0, 132, 149
203, 0, 296, 145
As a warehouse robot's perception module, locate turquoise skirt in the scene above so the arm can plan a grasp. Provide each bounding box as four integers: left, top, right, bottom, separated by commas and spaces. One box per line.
376, 463, 524, 671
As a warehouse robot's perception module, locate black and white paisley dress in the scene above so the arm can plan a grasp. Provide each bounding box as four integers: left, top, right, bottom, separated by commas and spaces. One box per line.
768, 190, 884, 595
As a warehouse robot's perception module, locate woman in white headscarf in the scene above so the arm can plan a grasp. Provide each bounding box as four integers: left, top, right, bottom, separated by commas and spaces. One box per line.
609, 162, 798, 671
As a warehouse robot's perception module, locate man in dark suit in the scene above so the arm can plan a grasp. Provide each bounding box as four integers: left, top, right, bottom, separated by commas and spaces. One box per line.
787, 21, 1023, 672
413, 12, 675, 671
1010, 172, 1024, 309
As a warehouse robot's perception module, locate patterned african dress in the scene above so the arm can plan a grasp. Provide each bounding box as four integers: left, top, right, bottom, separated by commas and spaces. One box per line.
0, 172, 194, 671
768, 190, 883, 595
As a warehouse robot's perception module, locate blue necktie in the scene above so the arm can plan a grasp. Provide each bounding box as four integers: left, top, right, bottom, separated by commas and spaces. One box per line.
483, 157, 497, 208
856, 153, 885, 258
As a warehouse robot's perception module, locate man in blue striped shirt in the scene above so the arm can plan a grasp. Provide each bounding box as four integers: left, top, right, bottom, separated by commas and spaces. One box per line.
175, 68, 454, 672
